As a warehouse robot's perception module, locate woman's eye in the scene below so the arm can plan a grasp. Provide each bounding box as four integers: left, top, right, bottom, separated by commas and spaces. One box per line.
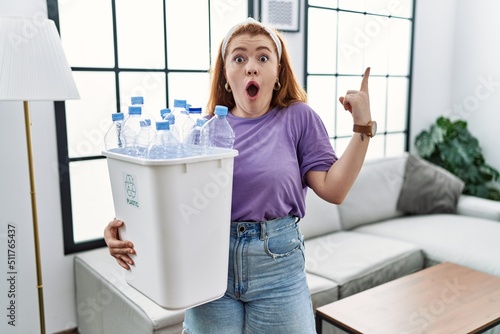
234, 56, 244, 63
259, 55, 269, 62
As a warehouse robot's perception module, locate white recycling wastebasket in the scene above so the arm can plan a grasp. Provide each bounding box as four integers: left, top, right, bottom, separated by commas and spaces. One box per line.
103, 148, 238, 310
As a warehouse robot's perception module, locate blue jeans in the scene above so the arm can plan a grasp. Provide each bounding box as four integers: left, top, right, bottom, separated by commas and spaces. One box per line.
183, 215, 316, 334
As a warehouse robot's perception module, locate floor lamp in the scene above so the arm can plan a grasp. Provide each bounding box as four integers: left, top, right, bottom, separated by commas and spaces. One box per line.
0, 16, 79, 334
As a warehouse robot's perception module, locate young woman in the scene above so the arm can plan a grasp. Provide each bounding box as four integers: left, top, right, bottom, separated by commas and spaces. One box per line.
104, 17, 373, 334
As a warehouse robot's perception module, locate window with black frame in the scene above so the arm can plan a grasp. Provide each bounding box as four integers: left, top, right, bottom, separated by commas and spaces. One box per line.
48, 0, 251, 254
305, 0, 415, 160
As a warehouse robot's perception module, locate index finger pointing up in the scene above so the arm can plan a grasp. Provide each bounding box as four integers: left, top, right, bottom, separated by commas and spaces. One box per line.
360, 67, 370, 93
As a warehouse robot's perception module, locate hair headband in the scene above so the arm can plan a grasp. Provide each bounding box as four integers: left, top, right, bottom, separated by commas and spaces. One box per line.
221, 17, 282, 61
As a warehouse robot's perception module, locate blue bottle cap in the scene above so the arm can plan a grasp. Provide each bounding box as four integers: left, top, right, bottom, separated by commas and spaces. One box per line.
156, 120, 170, 131
129, 106, 142, 115
174, 99, 187, 108
131, 96, 144, 105
112, 113, 124, 121
214, 105, 228, 116
160, 108, 171, 117
188, 107, 202, 114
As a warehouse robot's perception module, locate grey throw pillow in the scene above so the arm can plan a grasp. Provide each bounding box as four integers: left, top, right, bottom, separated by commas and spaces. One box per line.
397, 154, 465, 214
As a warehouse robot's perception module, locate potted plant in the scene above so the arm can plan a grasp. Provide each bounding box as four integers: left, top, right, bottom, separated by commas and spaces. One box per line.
415, 116, 500, 201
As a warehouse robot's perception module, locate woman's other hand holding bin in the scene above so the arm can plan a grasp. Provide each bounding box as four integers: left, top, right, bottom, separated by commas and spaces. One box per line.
104, 219, 135, 270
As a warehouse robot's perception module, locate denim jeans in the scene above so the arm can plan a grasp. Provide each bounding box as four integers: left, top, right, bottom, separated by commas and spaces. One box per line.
183, 215, 316, 334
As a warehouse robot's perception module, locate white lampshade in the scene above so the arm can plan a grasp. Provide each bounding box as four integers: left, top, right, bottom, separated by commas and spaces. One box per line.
0, 16, 79, 101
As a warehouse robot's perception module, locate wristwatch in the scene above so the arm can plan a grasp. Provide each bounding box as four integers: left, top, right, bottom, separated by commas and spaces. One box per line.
353, 121, 377, 141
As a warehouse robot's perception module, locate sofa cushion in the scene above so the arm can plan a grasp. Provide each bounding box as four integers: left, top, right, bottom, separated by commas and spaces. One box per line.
301, 189, 342, 240
338, 154, 407, 230
457, 194, 500, 221
397, 154, 465, 214
306, 272, 339, 311
304, 231, 424, 298
354, 214, 500, 277
74, 248, 184, 334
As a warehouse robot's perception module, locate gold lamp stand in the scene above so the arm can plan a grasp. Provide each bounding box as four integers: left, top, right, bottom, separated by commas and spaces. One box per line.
23, 101, 46, 334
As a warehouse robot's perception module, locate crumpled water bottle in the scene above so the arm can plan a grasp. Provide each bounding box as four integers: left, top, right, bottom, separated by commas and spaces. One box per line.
104, 112, 125, 152
171, 99, 189, 140
200, 105, 235, 150
136, 119, 156, 158
160, 108, 181, 142
147, 121, 183, 159
121, 106, 147, 156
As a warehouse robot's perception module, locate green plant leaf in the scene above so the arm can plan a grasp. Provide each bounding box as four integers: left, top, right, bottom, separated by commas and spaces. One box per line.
436, 116, 452, 130
479, 165, 500, 182
414, 116, 500, 201
430, 124, 444, 144
488, 187, 500, 201
415, 131, 433, 158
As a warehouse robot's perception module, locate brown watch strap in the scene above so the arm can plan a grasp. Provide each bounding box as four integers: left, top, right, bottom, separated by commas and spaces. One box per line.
353, 121, 375, 142
353, 124, 372, 134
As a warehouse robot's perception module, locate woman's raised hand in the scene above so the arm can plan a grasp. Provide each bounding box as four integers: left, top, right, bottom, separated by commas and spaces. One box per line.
338, 67, 371, 125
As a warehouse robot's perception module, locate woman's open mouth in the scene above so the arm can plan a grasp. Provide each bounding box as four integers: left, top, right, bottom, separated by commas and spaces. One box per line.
246, 81, 260, 99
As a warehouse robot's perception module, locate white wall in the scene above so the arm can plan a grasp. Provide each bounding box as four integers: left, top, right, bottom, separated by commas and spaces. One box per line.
450, 0, 500, 173
409, 0, 457, 151
411, 0, 500, 176
1, 1, 499, 333
0, 1, 78, 333
280, 0, 305, 86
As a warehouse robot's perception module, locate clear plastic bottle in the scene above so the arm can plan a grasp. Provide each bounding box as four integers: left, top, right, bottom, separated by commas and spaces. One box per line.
187, 118, 207, 145
104, 112, 125, 152
160, 108, 181, 142
121, 105, 146, 156
182, 106, 203, 143
147, 120, 183, 159
136, 119, 156, 158
171, 99, 189, 140
184, 118, 208, 156
200, 105, 235, 150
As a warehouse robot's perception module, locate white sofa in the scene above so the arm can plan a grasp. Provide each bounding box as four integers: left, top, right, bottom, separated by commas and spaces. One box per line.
74, 153, 500, 333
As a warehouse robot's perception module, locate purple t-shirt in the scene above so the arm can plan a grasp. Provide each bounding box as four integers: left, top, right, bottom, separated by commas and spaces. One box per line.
227, 102, 337, 222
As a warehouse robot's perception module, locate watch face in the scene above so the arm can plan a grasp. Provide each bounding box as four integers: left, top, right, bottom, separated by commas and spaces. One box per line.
372, 121, 377, 137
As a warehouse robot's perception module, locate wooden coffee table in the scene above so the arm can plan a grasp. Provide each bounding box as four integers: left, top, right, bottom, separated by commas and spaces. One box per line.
315, 262, 500, 334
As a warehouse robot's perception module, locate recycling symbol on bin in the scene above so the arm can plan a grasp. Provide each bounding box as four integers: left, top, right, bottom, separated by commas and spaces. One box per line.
124, 174, 137, 198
